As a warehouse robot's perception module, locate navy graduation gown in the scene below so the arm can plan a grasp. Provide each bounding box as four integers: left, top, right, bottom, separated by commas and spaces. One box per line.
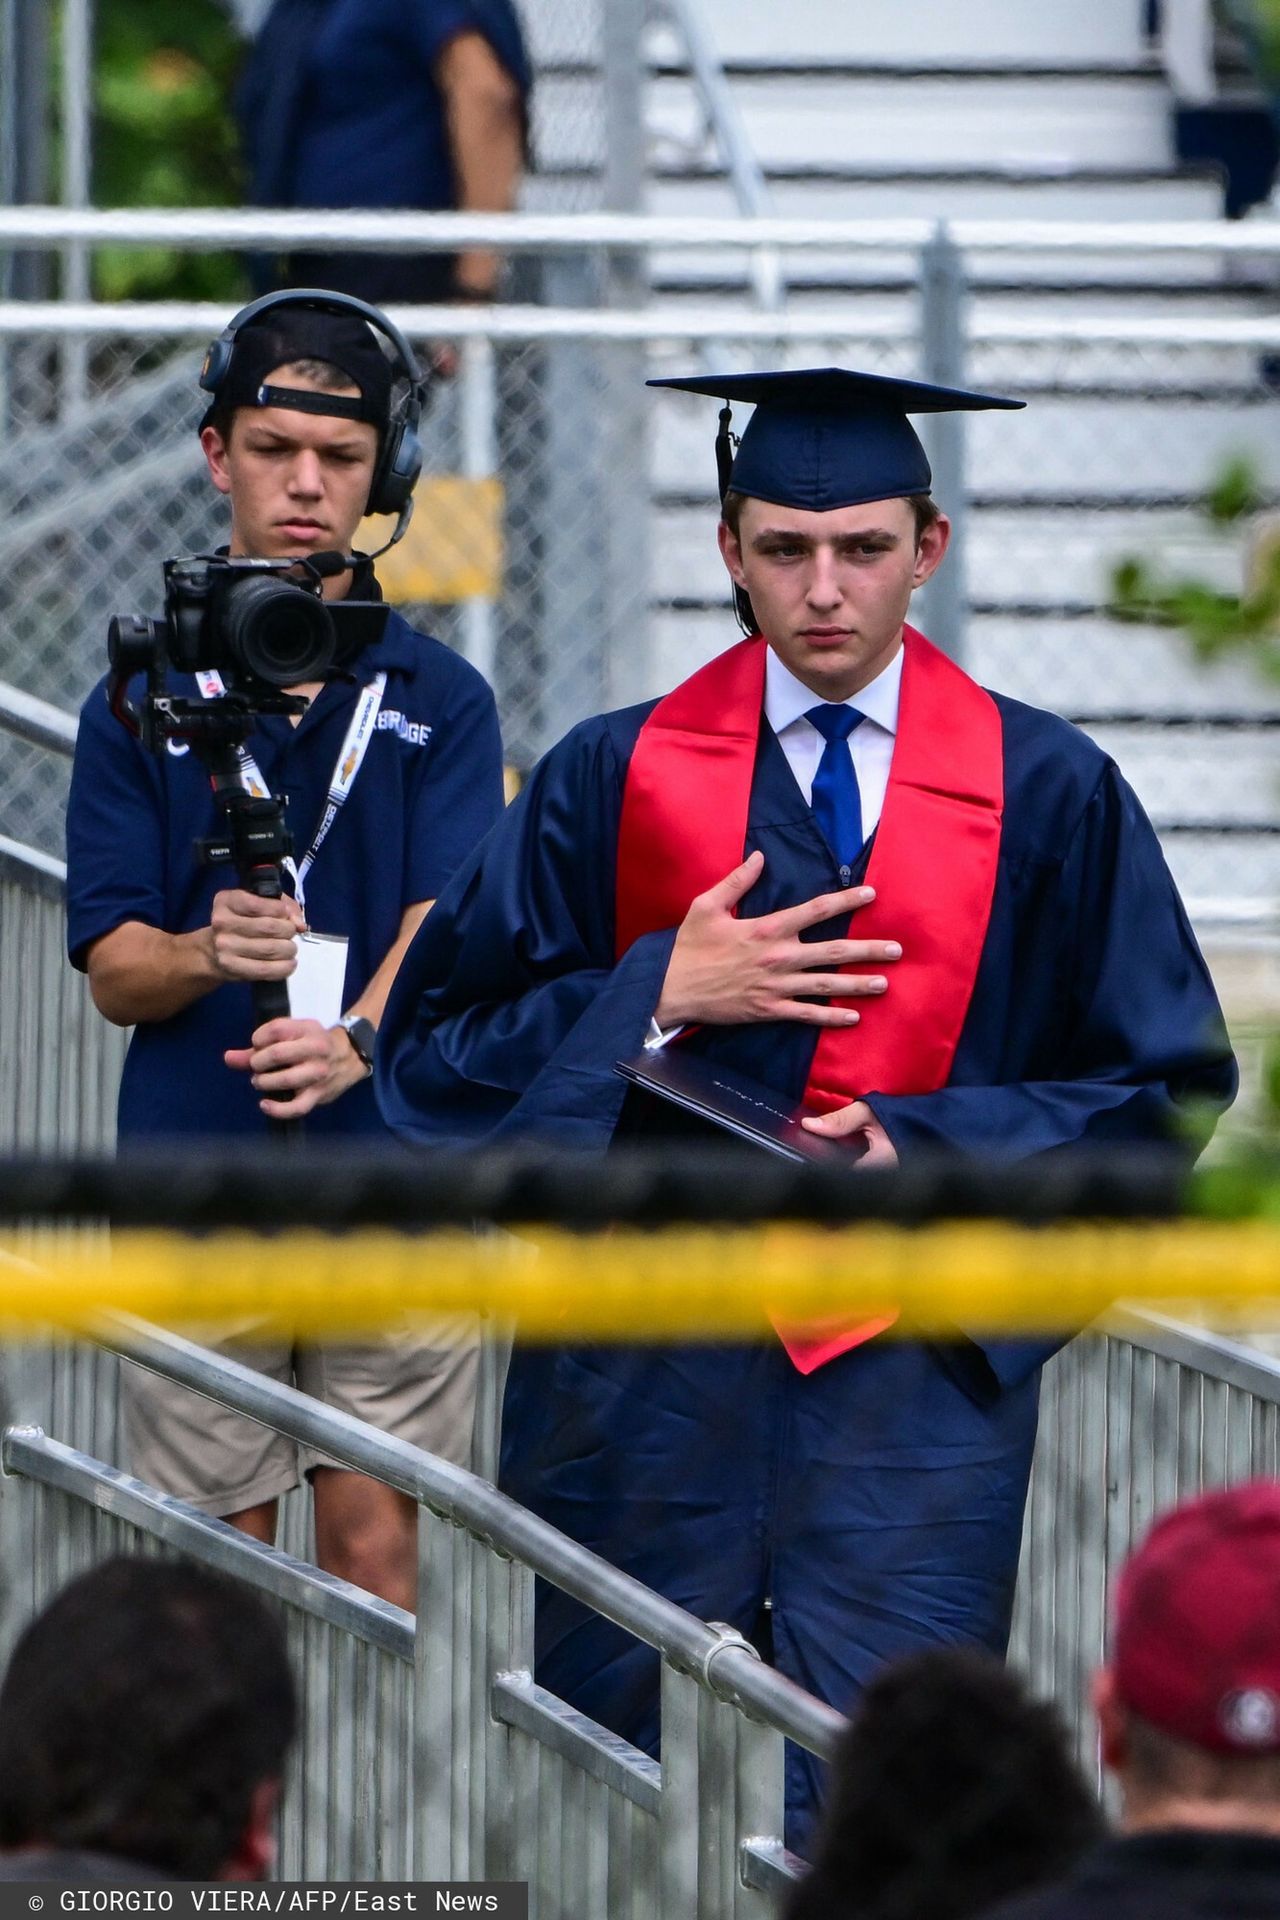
378, 686, 1235, 1849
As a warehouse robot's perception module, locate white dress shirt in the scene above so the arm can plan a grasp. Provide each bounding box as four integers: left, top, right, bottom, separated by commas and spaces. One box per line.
645, 641, 904, 1049
763, 642, 903, 838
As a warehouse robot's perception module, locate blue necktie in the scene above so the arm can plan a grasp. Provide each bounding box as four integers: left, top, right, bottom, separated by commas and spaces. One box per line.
806, 703, 865, 885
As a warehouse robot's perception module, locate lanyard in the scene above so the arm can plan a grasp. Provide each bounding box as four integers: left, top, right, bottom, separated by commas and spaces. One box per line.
197, 668, 387, 916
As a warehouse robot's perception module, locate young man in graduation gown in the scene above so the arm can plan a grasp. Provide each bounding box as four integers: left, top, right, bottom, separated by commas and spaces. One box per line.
376, 367, 1237, 1846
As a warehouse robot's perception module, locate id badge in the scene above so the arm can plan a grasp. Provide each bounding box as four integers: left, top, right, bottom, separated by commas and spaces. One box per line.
288, 931, 349, 1027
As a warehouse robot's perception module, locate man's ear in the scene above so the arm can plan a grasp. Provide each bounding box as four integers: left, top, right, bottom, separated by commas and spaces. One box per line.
218, 1777, 280, 1882
717, 517, 747, 590
200, 423, 234, 498
911, 513, 951, 588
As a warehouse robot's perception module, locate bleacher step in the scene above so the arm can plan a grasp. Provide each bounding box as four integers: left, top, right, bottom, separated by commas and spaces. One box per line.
638, 169, 1225, 223
652, 0, 1154, 67
651, 71, 1172, 172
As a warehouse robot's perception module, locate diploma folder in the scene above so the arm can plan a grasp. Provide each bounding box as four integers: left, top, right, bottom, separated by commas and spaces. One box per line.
615, 1049, 853, 1164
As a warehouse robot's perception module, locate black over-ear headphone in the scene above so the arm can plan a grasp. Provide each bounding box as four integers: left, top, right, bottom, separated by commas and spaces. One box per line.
199, 288, 428, 520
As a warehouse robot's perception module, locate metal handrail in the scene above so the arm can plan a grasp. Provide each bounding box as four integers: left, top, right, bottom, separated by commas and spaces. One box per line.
653, 1, 774, 223
93, 1310, 845, 1760
0, 835, 66, 888
653, 0, 784, 308
0, 208, 928, 251
3, 1426, 415, 1656
1, 208, 1280, 254
1106, 1305, 1280, 1405
0, 301, 899, 342
0, 443, 201, 563
3, 301, 1280, 348
0, 678, 78, 756
20, 1305, 1280, 1746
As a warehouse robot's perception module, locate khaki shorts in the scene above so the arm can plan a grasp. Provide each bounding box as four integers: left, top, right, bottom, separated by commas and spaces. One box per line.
122, 1313, 479, 1517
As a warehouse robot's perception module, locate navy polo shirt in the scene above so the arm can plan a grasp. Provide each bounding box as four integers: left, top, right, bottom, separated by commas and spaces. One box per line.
280, 0, 531, 215
66, 609, 504, 1140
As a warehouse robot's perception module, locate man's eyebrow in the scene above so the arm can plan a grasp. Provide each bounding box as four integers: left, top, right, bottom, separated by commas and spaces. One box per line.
750, 525, 901, 545
243, 425, 369, 452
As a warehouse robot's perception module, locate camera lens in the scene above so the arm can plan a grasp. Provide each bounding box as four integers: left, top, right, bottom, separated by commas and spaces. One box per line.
222, 577, 337, 687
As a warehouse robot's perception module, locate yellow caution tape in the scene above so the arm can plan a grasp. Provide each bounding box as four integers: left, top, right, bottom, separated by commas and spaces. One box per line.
0, 1220, 1276, 1339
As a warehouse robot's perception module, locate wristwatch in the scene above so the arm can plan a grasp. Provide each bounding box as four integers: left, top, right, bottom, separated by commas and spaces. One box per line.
337, 1013, 377, 1076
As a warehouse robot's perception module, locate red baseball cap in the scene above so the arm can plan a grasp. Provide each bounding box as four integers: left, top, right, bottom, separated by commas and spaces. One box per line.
1112, 1481, 1280, 1754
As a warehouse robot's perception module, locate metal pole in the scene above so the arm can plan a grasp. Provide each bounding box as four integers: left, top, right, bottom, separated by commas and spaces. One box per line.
1, 0, 52, 434
0, 0, 14, 431
0, 0, 17, 274
4, 0, 50, 297
60, 0, 93, 413
459, 335, 498, 685
0, 1307, 46, 1668
917, 221, 969, 665
603, 0, 647, 241
600, 0, 653, 714
520, 0, 653, 754
658, 0, 784, 309
533, 249, 608, 749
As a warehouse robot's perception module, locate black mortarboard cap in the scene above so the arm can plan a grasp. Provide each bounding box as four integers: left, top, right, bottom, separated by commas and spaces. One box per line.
647, 367, 1025, 512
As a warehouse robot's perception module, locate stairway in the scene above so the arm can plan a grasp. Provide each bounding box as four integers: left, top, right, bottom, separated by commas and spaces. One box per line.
520, 0, 1280, 920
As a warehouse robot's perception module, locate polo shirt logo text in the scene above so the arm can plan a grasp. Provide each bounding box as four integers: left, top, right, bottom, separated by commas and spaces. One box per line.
376, 710, 433, 747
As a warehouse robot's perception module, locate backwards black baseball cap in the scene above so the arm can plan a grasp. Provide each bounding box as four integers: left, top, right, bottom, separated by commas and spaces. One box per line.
648, 366, 1025, 512
199, 303, 394, 437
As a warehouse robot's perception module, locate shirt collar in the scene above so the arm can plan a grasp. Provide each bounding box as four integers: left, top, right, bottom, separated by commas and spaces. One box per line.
764, 640, 903, 736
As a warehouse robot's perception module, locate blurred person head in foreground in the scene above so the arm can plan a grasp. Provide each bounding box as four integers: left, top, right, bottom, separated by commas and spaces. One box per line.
0, 1556, 297, 1882
785, 1646, 1104, 1920
987, 1480, 1280, 1919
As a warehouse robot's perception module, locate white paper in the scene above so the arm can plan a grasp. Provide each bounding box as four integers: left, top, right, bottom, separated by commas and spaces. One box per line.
288, 931, 349, 1028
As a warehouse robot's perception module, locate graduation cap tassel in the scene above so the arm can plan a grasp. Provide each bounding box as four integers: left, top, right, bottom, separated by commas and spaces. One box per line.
715, 404, 736, 503
712, 404, 755, 633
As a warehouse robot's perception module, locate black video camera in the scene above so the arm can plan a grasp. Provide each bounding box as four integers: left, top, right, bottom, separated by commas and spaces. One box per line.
107, 552, 388, 755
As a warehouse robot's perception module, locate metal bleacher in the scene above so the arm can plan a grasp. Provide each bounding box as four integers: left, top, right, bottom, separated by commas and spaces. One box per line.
0, 0, 1278, 1904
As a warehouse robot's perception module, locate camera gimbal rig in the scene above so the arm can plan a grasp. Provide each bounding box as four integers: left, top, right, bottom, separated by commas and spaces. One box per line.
105, 560, 335, 1136
107, 552, 389, 1138
183, 697, 306, 1139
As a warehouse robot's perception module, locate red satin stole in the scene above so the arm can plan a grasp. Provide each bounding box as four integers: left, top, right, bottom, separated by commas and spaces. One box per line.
615, 626, 1003, 1372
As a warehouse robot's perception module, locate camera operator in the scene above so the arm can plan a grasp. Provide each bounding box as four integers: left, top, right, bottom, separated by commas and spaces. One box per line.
65, 292, 505, 1607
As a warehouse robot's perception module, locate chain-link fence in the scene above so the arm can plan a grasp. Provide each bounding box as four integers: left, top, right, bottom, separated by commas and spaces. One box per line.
0, 227, 1277, 926
0, 307, 657, 842
962, 320, 1280, 920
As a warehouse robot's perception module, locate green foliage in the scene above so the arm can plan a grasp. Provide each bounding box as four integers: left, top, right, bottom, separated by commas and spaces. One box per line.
1249, 0, 1280, 80
1207, 453, 1267, 524
1109, 453, 1280, 1144
1109, 454, 1280, 683
1193, 1147, 1280, 1219
85, 0, 248, 301
1266, 1034, 1280, 1118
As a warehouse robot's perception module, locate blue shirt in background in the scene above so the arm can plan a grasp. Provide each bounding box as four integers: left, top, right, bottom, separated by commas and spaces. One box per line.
238, 0, 533, 302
